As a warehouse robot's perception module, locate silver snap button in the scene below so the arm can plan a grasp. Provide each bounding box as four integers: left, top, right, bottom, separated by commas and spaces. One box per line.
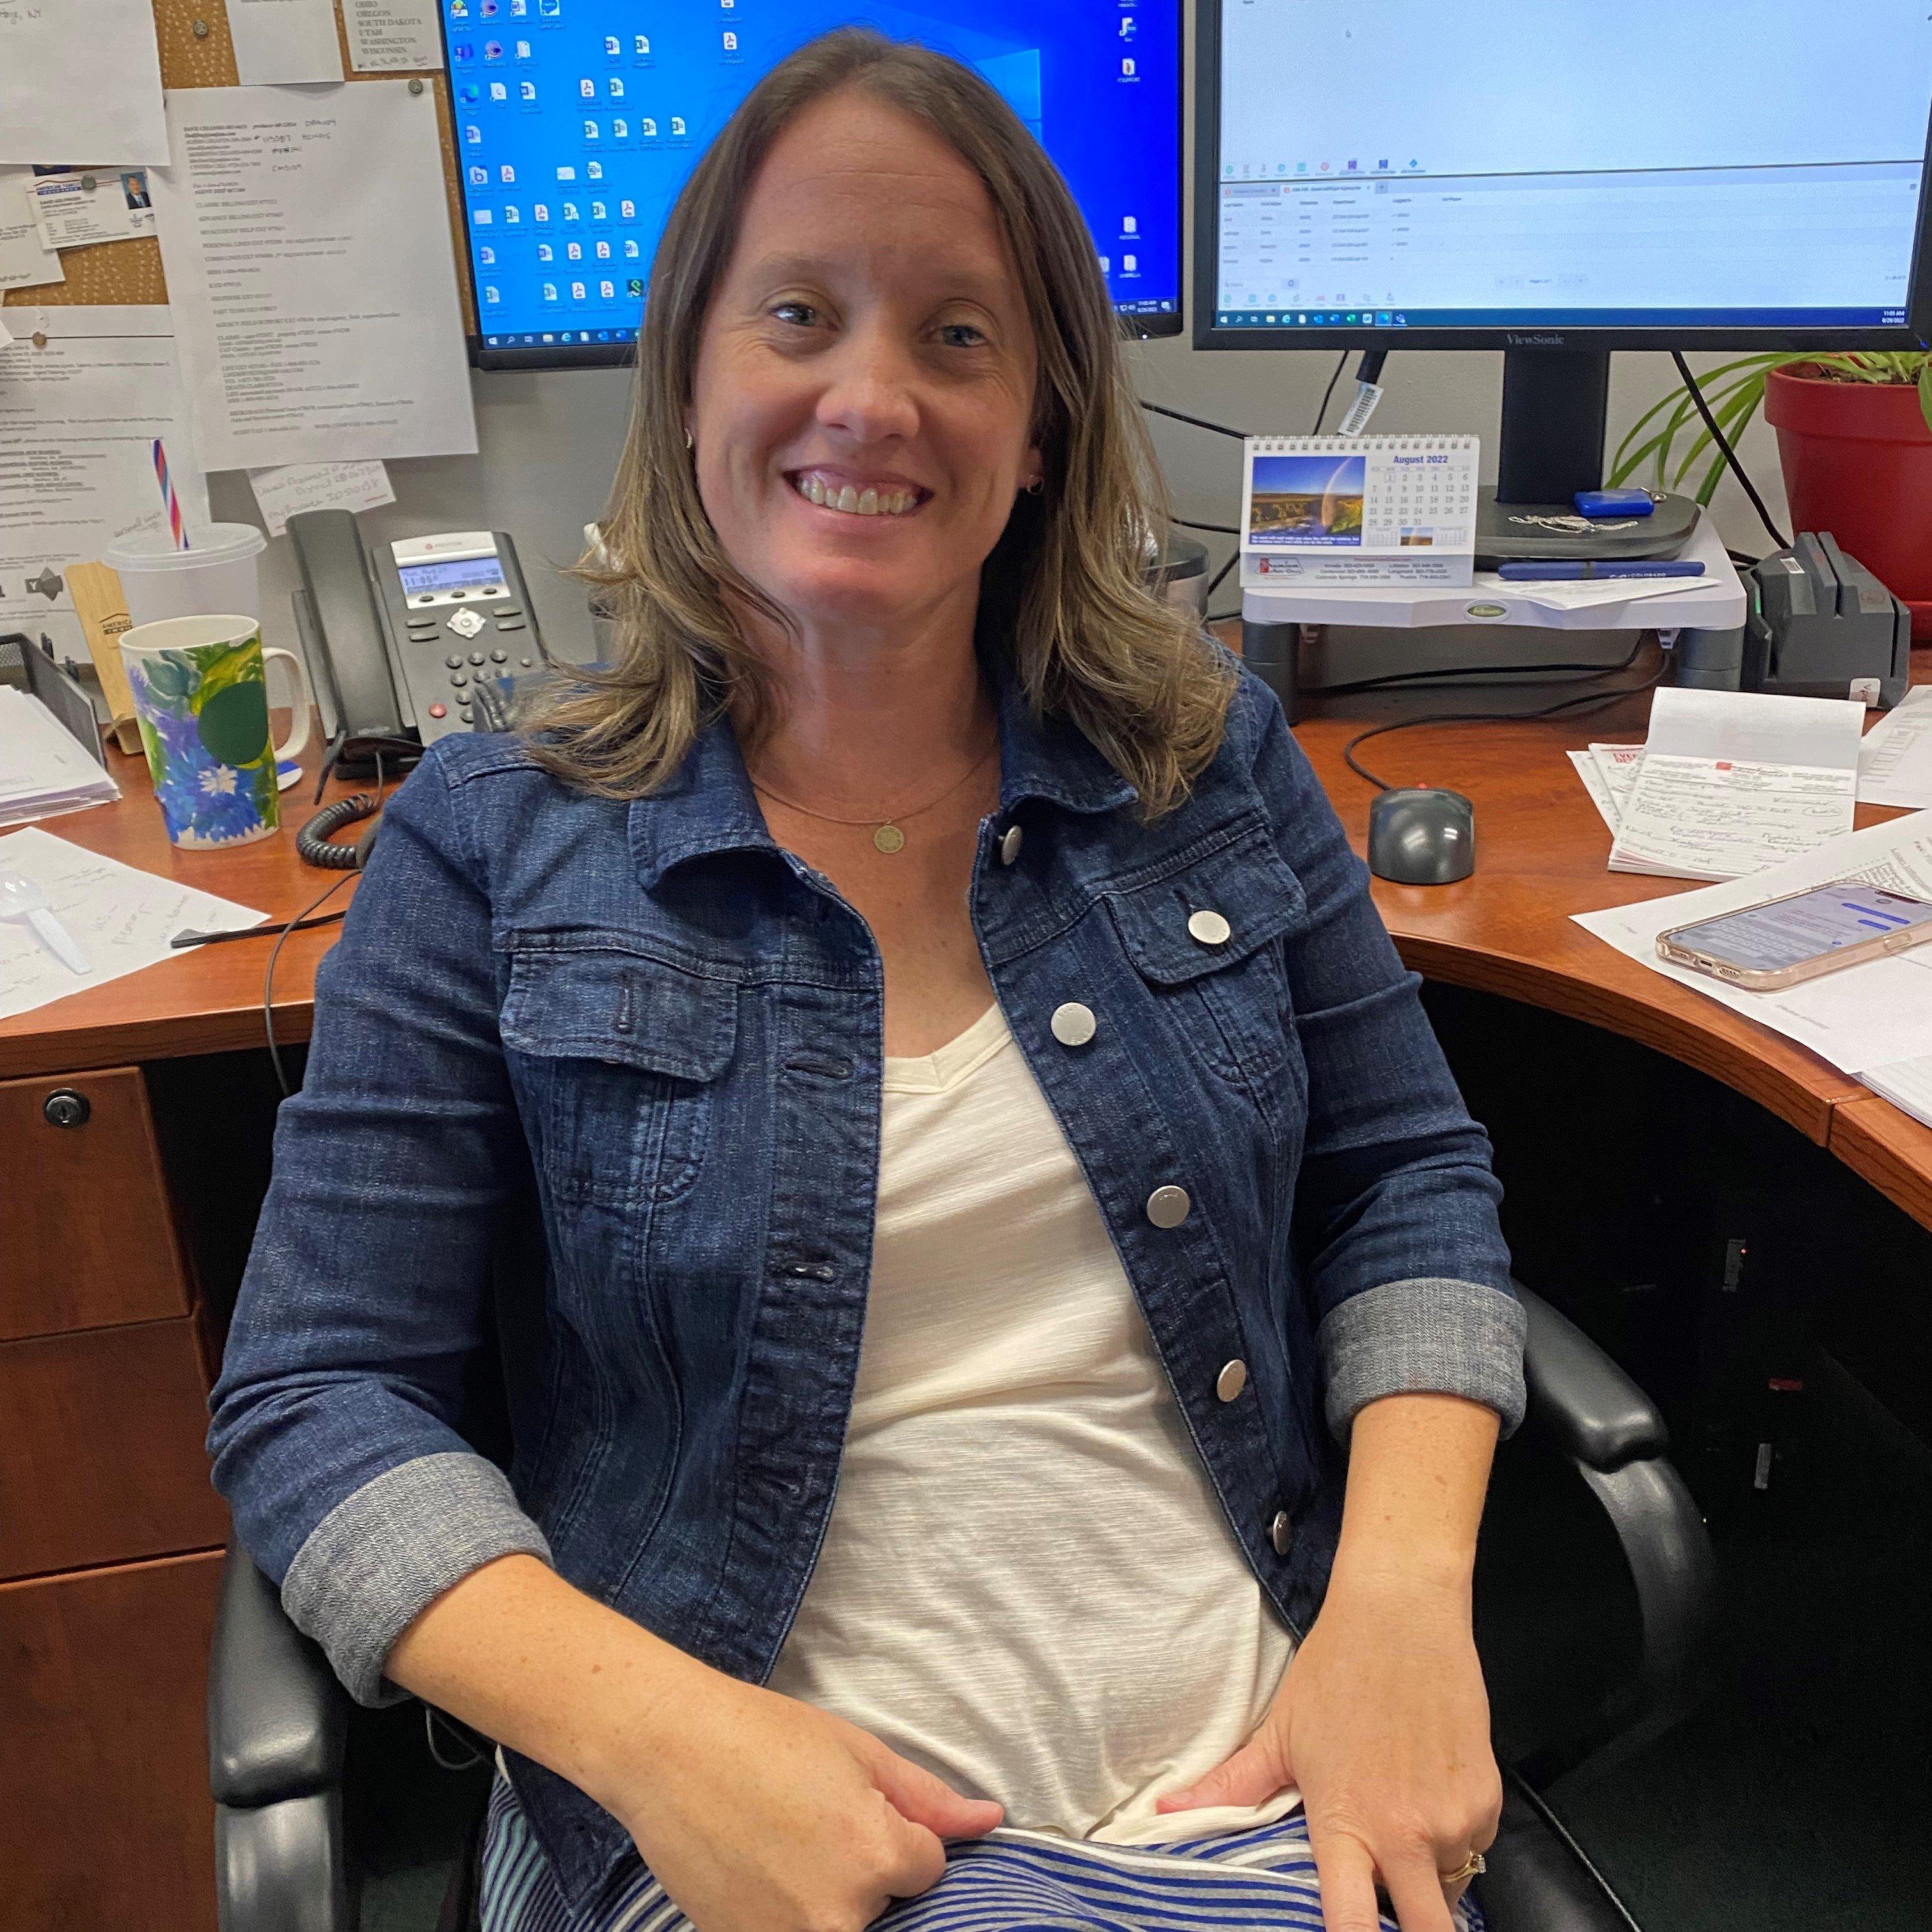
1188, 909, 1232, 946
1215, 1359, 1248, 1402
1269, 1509, 1293, 1556
999, 824, 1024, 866
1050, 1001, 1097, 1048
1145, 1184, 1191, 1229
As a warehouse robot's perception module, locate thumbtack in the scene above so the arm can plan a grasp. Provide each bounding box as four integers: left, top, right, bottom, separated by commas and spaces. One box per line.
408, 77, 425, 94
192, 17, 210, 35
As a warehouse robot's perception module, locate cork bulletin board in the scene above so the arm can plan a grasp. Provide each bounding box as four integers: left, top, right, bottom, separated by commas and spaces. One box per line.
1, 0, 475, 331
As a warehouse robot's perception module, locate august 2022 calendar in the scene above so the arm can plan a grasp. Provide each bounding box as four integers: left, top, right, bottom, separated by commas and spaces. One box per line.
1240, 435, 1479, 589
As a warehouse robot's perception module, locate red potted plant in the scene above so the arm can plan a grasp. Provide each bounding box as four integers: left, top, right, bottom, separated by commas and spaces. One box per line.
1613, 353, 1932, 640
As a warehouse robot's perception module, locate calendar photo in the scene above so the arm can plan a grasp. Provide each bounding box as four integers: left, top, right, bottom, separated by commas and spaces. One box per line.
1247, 454, 1365, 548
1240, 434, 1479, 588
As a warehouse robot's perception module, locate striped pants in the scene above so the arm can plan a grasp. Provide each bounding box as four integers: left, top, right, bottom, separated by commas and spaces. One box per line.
480, 1774, 1487, 1932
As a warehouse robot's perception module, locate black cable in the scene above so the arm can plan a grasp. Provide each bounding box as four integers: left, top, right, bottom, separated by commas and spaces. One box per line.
265, 749, 385, 1097
1139, 399, 1254, 441
1206, 551, 1239, 599
1304, 647, 1654, 701
1342, 643, 1658, 791
1167, 516, 1241, 537
1310, 351, 1350, 434
1672, 351, 1791, 553
263, 869, 356, 1098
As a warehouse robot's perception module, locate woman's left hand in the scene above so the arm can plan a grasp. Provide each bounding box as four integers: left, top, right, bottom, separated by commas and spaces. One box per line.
1154, 1562, 1501, 1932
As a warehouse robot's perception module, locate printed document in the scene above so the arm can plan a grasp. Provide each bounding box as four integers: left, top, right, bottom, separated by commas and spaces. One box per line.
1577, 811, 1932, 1077
0, 688, 118, 828
345, 0, 443, 70
1855, 685, 1932, 809
228, 0, 345, 84
148, 84, 477, 469
0, 0, 169, 166
0, 306, 209, 671
1608, 687, 1863, 882
0, 825, 264, 1024
28, 170, 154, 250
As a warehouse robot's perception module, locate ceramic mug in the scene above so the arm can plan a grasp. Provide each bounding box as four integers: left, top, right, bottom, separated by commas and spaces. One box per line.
120, 614, 312, 850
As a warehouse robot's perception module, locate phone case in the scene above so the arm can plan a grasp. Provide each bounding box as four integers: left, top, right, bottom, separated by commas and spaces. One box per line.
1658, 890, 1932, 992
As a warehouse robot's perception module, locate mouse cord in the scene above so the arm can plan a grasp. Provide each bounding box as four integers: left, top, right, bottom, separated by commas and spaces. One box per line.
1342, 640, 1659, 791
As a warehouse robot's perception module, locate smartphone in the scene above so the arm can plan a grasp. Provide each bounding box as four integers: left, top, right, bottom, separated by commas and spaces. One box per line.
1658, 881, 1932, 991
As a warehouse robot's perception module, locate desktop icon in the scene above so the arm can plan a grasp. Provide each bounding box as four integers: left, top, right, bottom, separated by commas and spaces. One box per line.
464, 123, 481, 143
604, 33, 619, 54
571, 281, 586, 300
566, 242, 582, 260
1345, 158, 1357, 171
503, 204, 520, 223
538, 0, 558, 13
541, 282, 557, 301
580, 77, 595, 97
1122, 215, 1137, 235
468, 164, 487, 184
515, 39, 531, 58
519, 79, 535, 100
587, 159, 604, 177
1377, 159, 1389, 170
479, 244, 496, 264
1122, 253, 1137, 273
451, 40, 473, 59
480, 0, 496, 15
582, 120, 599, 140
634, 34, 649, 54
599, 280, 615, 301
556, 164, 575, 180
608, 77, 624, 97
1297, 313, 1307, 323
670, 115, 686, 136
610, 119, 627, 139
596, 240, 610, 259
641, 118, 658, 138
1377, 311, 1391, 324
628, 277, 644, 298
482, 39, 502, 59
623, 237, 638, 257
1121, 56, 1135, 75
459, 82, 480, 102
484, 284, 500, 303
536, 242, 552, 260
471, 206, 492, 224
722, 30, 737, 51
619, 198, 635, 219
500, 164, 515, 183
489, 81, 507, 100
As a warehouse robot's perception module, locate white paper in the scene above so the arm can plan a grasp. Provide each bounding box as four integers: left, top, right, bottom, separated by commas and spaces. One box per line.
0, 825, 265, 1022
345, 0, 444, 71
1569, 750, 1619, 831
148, 84, 477, 470
247, 458, 395, 538
28, 170, 154, 249
229, 0, 346, 84
1576, 811, 1932, 1076
1855, 685, 1932, 809
1608, 687, 1864, 883
0, 166, 63, 292
0, 0, 169, 166
0, 688, 119, 827
1860, 1054, 1932, 1130
0, 305, 210, 670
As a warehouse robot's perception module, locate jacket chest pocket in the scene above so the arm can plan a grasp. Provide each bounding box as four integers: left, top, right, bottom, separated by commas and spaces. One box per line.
500, 943, 738, 1208
1104, 830, 1306, 1112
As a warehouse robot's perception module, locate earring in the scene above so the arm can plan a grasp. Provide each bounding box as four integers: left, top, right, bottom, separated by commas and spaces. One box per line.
684, 427, 695, 452
1024, 476, 1043, 496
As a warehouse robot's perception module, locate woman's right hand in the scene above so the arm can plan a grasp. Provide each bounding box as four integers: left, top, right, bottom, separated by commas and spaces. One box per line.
601, 1670, 1003, 1932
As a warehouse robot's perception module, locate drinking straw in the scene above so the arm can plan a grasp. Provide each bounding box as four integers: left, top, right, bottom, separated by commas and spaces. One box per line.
153, 438, 189, 550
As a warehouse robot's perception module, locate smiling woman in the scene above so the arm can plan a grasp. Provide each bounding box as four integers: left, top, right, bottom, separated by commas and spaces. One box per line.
207, 27, 1524, 1932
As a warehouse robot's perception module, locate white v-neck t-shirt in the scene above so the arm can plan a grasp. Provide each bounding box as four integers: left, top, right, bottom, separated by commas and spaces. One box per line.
764, 1004, 1299, 1845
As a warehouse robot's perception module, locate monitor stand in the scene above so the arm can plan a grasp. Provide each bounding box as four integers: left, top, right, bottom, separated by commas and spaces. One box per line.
1476, 347, 1698, 565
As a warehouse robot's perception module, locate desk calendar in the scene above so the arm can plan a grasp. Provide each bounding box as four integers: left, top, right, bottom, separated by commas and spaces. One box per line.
1240, 435, 1479, 588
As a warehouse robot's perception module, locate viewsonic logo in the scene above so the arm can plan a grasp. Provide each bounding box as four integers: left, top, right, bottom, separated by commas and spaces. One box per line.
1505, 333, 1568, 345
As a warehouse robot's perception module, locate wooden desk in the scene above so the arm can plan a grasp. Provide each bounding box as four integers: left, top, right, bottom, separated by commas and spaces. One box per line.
0, 727, 364, 1931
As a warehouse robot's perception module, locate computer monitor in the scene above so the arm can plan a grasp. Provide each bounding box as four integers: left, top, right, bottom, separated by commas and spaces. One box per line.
1193, 1, 1932, 503
445, 2, 1183, 370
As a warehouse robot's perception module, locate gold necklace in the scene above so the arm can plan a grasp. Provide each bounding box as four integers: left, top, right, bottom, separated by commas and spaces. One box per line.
750, 738, 999, 855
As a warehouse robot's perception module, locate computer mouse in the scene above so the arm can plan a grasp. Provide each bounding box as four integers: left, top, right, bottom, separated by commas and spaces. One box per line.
1367, 786, 1476, 885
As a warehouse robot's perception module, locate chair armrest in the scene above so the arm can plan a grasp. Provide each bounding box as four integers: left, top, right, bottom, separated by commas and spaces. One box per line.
208, 1542, 349, 1809
1517, 1283, 1667, 1471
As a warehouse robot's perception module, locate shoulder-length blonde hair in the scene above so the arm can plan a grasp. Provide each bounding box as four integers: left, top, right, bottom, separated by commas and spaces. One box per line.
523, 26, 1234, 818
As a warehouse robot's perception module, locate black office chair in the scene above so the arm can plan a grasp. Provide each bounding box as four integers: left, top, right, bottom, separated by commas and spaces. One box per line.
207, 1285, 1718, 1932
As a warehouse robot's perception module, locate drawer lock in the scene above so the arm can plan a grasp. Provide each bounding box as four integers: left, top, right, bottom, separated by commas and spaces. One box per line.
42, 1089, 91, 1128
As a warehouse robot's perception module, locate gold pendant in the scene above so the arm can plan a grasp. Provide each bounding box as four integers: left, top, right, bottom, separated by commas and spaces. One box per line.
873, 823, 906, 854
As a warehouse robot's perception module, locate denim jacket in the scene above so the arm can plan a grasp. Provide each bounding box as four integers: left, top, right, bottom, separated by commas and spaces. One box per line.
209, 653, 1522, 1906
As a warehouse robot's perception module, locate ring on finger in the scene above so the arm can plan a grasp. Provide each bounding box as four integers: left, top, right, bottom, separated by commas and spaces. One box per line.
1438, 1851, 1487, 1887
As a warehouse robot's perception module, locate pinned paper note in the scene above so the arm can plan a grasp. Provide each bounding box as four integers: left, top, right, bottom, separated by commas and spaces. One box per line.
1, 166, 63, 292
228, 0, 346, 84
248, 460, 395, 539
345, 0, 444, 70
0, 0, 169, 165
150, 84, 477, 468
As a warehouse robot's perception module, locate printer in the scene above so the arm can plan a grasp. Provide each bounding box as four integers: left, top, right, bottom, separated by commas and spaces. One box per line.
1743, 532, 1912, 709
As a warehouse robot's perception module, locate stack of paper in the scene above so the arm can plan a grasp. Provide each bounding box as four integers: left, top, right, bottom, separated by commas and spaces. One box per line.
0, 688, 119, 828
1605, 688, 1864, 882
1855, 685, 1932, 809
1568, 743, 1644, 831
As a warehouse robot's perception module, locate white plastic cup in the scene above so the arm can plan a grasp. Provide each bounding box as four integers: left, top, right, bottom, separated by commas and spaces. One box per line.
104, 523, 267, 628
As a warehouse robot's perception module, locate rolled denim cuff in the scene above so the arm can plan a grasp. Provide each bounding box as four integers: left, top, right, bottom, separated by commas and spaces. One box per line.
281, 1450, 553, 1707
1319, 1278, 1528, 1441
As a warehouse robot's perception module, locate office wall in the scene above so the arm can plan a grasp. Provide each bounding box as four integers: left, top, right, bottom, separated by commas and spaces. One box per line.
226, 0, 1792, 670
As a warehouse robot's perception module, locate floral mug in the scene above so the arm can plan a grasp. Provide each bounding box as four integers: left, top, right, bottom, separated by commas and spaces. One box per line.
120, 615, 312, 849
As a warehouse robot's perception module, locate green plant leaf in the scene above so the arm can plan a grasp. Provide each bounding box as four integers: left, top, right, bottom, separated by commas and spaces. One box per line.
1922, 362, 1932, 437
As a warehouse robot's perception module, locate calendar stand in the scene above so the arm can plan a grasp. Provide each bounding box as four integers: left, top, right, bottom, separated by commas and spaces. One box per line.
1242, 508, 1750, 723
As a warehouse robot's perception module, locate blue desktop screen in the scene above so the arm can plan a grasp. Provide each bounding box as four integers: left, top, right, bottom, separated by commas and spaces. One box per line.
443, 1, 1180, 354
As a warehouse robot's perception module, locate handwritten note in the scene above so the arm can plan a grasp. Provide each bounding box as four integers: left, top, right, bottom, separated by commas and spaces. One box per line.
345, 0, 443, 71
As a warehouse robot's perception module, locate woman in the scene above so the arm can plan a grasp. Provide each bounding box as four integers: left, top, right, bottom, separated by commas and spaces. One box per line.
210, 30, 1524, 1932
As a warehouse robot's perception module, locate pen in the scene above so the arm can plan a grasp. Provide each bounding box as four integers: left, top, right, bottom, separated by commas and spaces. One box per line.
1496, 560, 1707, 581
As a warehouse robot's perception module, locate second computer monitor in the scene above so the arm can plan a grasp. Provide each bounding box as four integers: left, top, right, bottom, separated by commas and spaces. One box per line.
1194, 0, 1932, 352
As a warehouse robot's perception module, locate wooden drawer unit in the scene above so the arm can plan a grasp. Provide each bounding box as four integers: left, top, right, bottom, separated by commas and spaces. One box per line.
0, 1550, 221, 1931
0, 1066, 191, 1342
0, 1317, 228, 1581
